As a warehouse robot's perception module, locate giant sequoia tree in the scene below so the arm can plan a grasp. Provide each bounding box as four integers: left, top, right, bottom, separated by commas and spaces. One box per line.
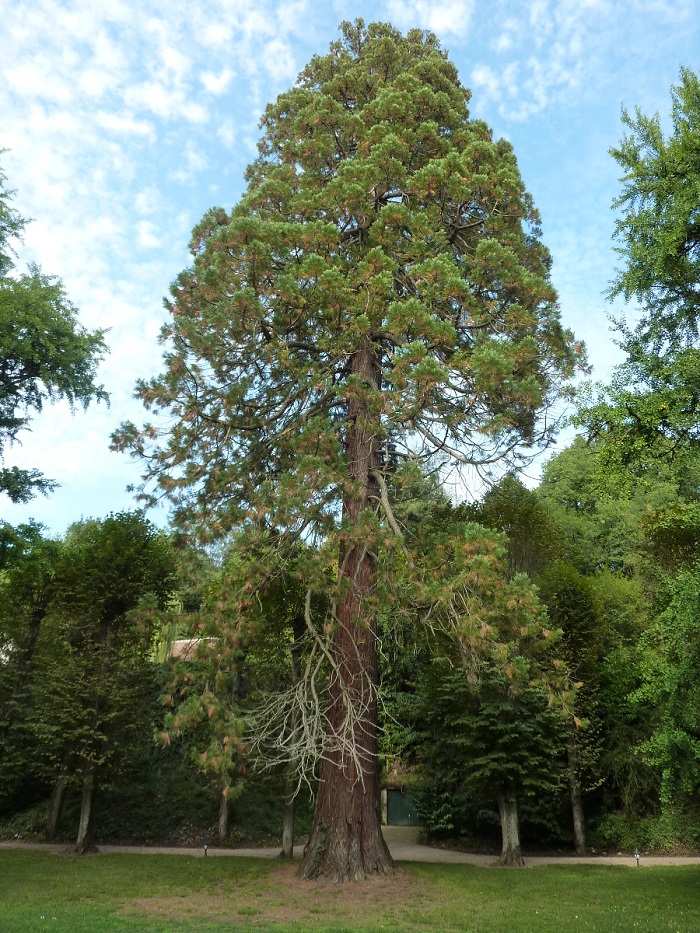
115, 21, 582, 881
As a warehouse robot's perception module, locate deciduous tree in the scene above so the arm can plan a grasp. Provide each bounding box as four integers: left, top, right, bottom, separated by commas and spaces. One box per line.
29, 513, 174, 852
577, 69, 700, 464
0, 159, 107, 502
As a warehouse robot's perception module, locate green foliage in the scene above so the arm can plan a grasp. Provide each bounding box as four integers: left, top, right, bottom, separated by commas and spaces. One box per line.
535, 441, 665, 823
474, 473, 562, 580
633, 569, 700, 815
157, 536, 323, 811
537, 563, 599, 680
0, 156, 25, 276
113, 16, 582, 616
538, 436, 682, 576
609, 67, 700, 345
0, 160, 107, 502
642, 501, 700, 573
416, 660, 566, 808
1, 513, 175, 837
576, 68, 700, 463
591, 809, 700, 852
0, 525, 63, 808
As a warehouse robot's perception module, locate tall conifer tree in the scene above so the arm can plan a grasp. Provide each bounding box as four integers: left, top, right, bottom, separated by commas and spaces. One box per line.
115, 21, 582, 880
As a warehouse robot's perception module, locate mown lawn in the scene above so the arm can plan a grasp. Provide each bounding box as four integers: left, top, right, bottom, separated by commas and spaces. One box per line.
2, 848, 700, 932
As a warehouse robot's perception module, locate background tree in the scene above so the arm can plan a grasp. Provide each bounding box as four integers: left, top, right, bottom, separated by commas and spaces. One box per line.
28, 512, 175, 852
114, 20, 582, 881
159, 563, 249, 848
159, 539, 317, 853
536, 563, 602, 854
402, 509, 569, 866
534, 438, 688, 849
0, 522, 60, 809
473, 474, 562, 581
0, 158, 107, 502
577, 68, 700, 464
417, 662, 565, 866
632, 568, 700, 844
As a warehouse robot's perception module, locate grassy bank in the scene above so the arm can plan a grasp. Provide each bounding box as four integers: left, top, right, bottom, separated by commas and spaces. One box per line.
2, 848, 700, 932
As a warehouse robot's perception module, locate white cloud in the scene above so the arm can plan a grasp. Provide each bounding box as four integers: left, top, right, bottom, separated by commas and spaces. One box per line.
96, 111, 155, 138
471, 64, 500, 101
471, 0, 624, 121
384, 0, 476, 37
216, 119, 237, 148
193, 20, 234, 50
159, 44, 191, 82
262, 38, 299, 83
631, 0, 693, 18
171, 144, 209, 183
137, 220, 160, 248
123, 81, 208, 123
3, 60, 75, 104
134, 188, 161, 215
201, 67, 236, 94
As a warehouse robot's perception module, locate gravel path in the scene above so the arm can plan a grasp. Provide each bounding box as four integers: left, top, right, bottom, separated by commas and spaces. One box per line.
3, 826, 700, 868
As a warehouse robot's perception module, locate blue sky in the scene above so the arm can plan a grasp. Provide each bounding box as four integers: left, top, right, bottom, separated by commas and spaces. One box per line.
1, 0, 698, 535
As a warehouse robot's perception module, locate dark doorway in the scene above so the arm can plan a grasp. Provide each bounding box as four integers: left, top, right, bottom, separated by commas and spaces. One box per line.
386, 789, 418, 826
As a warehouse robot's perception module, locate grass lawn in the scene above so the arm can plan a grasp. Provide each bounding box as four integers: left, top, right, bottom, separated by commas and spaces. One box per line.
2, 849, 700, 932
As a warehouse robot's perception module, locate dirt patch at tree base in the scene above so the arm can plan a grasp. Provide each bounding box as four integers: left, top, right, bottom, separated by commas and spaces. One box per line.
122, 863, 434, 929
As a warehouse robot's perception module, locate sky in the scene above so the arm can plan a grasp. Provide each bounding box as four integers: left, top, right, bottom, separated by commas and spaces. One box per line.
1, 0, 698, 536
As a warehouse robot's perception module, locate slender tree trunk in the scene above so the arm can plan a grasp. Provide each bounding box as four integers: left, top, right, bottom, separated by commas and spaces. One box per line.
281, 769, 296, 859
46, 774, 68, 840
568, 743, 587, 855
75, 772, 96, 854
299, 342, 393, 882
281, 613, 304, 859
218, 785, 229, 844
497, 792, 523, 866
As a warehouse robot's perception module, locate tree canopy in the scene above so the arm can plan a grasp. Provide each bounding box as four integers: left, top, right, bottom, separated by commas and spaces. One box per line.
0, 159, 108, 502
577, 68, 700, 463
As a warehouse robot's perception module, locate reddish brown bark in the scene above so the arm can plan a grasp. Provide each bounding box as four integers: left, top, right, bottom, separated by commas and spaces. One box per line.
299, 342, 393, 882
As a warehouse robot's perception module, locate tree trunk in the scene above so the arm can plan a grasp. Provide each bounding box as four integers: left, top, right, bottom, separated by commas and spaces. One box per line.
46, 774, 67, 840
568, 743, 587, 855
280, 771, 295, 859
218, 785, 229, 844
497, 793, 523, 866
280, 612, 304, 859
299, 342, 393, 882
75, 772, 96, 854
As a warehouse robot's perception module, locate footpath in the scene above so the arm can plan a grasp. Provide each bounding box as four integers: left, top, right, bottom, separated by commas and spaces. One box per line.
3, 826, 700, 868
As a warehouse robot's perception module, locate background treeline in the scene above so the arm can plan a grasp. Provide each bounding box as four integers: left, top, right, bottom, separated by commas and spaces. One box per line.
2, 437, 700, 856
0, 513, 315, 853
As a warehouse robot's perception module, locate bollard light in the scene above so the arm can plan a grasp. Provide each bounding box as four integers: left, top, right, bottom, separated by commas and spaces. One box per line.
204, 843, 208, 857
634, 848, 640, 866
